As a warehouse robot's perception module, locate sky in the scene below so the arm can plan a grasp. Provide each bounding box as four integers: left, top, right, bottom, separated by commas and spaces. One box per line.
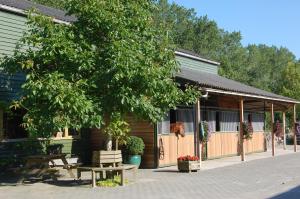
170, 0, 300, 59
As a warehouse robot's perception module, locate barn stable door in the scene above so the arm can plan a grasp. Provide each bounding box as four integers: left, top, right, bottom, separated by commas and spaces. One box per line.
157, 109, 195, 167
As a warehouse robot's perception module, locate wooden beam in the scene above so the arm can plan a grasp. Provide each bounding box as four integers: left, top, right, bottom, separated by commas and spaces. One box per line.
64, 127, 69, 137
239, 98, 245, 161
293, 104, 297, 152
195, 99, 201, 168
0, 109, 3, 140
283, 112, 286, 150
271, 103, 275, 156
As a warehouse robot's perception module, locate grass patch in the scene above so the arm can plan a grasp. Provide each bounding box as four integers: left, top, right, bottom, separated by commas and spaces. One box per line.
96, 175, 128, 187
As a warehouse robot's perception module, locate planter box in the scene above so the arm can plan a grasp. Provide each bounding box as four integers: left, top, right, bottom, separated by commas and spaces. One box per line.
177, 160, 200, 172
92, 150, 122, 166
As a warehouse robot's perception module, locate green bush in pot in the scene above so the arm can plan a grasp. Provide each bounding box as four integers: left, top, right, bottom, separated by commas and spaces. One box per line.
124, 136, 145, 168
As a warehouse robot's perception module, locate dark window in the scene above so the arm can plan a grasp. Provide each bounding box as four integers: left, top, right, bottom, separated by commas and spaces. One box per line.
3, 109, 27, 139
170, 109, 176, 124
216, 111, 220, 132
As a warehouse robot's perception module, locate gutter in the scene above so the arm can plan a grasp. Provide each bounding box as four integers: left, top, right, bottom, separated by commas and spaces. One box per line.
0, 3, 70, 25
205, 88, 300, 104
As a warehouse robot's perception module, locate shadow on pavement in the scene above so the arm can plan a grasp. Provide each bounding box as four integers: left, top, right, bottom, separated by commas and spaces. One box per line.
0, 171, 89, 187
269, 185, 300, 199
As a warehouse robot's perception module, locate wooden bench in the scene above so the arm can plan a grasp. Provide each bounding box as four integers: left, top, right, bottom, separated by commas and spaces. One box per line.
77, 164, 137, 187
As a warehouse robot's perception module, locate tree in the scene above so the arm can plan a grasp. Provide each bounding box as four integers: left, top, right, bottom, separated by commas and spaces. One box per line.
1, 0, 199, 139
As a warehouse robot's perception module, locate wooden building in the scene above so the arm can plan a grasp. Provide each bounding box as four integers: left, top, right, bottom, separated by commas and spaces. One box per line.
0, 0, 299, 168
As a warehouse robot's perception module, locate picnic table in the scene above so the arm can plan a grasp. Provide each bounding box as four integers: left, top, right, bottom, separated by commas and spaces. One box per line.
20, 153, 77, 182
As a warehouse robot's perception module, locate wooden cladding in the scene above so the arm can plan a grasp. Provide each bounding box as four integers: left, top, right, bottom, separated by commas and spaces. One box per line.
90, 115, 155, 168
217, 96, 239, 109
158, 134, 195, 167
244, 132, 266, 154
127, 115, 155, 168
207, 132, 266, 159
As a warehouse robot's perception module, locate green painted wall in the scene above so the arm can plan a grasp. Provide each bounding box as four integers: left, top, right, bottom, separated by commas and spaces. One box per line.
0, 10, 27, 58
176, 55, 218, 74
0, 10, 27, 103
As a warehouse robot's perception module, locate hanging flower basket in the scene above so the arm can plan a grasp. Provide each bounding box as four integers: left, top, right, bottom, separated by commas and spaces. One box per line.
242, 121, 253, 140
177, 155, 200, 172
170, 122, 185, 137
273, 121, 283, 138
199, 121, 212, 143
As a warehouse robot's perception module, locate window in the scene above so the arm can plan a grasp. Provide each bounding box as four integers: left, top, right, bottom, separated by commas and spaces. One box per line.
245, 112, 264, 132
175, 109, 195, 133
220, 111, 239, 132
157, 108, 195, 135
3, 109, 27, 139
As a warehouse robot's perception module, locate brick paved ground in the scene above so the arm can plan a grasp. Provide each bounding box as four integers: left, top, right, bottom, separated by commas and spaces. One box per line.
1, 151, 300, 199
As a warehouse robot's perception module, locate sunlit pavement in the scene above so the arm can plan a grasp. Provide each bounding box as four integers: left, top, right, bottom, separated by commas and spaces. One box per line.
1, 146, 300, 199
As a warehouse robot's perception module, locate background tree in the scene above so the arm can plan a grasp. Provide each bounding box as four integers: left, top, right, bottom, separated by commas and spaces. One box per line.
2, 0, 199, 140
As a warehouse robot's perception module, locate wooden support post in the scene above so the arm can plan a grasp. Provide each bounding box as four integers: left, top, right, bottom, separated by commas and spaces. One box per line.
271, 103, 275, 156
293, 104, 297, 152
283, 112, 286, 150
239, 98, 245, 161
64, 127, 69, 138
195, 99, 201, 168
0, 109, 3, 140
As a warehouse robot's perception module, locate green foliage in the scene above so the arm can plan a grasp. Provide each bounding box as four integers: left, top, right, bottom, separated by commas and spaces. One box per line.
103, 113, 130, 147
200, 121, 211, 143
125, 136, 145, 155
154, 0, 297, 95
155, 0, 299, 123
96, 175, 128, 187
1, 0, 199, 138
279, 62, 300, 100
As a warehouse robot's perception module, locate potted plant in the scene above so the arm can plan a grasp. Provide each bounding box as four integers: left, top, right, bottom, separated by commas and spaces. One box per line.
177, 155, 200, 172
124, 136, 145, 168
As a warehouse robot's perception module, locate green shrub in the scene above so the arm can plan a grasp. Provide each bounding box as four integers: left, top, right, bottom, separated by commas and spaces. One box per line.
96, 175, 128, 187
125, 136, 145, 155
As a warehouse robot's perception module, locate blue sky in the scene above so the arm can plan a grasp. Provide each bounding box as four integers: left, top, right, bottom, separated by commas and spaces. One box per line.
170, 0, 300, 59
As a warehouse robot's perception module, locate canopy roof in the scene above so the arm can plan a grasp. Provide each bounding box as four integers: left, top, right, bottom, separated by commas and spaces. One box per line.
178, 67, 299, 104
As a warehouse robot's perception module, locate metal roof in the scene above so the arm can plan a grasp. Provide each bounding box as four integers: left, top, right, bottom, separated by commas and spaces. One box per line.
178, 67, 299, 104
0, 0, 76, 23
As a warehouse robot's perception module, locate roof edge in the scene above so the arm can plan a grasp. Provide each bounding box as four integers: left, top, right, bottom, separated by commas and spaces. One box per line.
205, 88, 300, 104
175, 51, 220, 66
0, 3, 70, 25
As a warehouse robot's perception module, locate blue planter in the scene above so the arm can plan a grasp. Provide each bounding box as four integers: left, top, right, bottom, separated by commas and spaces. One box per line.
125, 155, 141, 168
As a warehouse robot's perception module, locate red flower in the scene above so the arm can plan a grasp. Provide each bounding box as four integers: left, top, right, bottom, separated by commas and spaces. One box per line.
177, 155, 199, 161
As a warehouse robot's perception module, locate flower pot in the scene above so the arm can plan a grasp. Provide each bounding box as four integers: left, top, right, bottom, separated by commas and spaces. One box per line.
125, 155, 141, 168
177, 160, 200, 172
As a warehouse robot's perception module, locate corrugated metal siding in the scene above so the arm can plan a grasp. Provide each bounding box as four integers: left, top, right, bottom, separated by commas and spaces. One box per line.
176, 55, 218, 74
0, 10, 27, 58
0, 10, 27, 103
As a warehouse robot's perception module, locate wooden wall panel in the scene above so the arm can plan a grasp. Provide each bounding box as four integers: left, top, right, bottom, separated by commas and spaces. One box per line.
245, 132, 265, 154
207, 132, 265, 159
158, 134, 194, 167
90, 115, 155, 168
